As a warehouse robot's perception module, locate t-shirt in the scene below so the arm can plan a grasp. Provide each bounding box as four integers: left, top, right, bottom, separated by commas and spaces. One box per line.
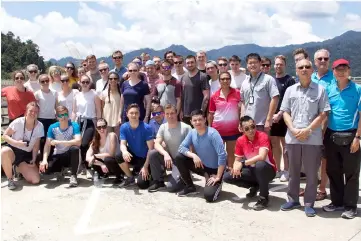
1, 86, 36, 120
49, 82, 62, 93
47, 121, 81, 155
229, 71, 248, 89
9, 117, 44, 152
209, 79, 220, 96
34, 90, 57, 119
87, 70, 102, 86
75, 90, 97, 119
181, 71, 210, 116
235, 131, 276, 171
96, 78, 108, 96
274, 75, 296, 112
153, 77, 182, 107
148, 118, 166, 138
121, 80, 150, 121
57, 89, 79, 115
146, 74, 161, 94
172, 72, 186, 81
24, 80, 41, 93
119, 122, 153, 158
157, 122, 192, 159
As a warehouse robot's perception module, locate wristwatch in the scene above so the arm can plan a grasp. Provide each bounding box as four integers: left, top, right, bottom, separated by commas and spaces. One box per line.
241, 159, 246, 166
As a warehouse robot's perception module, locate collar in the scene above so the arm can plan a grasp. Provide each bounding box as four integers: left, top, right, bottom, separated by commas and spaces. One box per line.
313, 70, 332, 80
245, 130, 259, 143
215, 87, 236, 99
295, 80, 317, 89
250, 71, 262, 80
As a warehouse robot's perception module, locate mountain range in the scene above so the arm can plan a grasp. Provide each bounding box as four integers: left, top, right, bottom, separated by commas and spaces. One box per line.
49, 30, 361, 76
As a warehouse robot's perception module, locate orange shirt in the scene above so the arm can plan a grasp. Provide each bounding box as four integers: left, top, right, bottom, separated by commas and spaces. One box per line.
1, 86, 36, 120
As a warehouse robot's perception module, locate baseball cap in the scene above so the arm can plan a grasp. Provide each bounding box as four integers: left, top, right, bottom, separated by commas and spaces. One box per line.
332, 59, 350, 69
145, 60, 155, 66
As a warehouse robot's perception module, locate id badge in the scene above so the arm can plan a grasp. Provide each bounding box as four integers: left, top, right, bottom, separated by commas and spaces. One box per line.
249, 96, 254, 104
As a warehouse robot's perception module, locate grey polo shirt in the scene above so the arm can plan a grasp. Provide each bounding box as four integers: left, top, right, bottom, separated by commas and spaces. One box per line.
280, 81, 330, 145
240, 72, 279, 125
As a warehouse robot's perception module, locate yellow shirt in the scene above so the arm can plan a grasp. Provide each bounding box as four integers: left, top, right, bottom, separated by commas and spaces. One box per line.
69, 77, 79, 88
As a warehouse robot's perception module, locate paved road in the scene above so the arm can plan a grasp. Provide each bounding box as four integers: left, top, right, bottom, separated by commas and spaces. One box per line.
1, 173, 361, 241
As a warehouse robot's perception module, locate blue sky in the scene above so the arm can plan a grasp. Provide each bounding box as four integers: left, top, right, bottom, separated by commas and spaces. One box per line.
2, 1, 360, 59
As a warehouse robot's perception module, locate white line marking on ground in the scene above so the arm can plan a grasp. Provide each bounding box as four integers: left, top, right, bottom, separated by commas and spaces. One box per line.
269, 185, 288, 192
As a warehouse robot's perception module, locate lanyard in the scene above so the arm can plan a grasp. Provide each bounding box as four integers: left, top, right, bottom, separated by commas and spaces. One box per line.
23, 118, 36, 142
249, 73, 263, 97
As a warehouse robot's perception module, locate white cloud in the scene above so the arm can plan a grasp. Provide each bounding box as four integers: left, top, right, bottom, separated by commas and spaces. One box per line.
344, 13, 361, 31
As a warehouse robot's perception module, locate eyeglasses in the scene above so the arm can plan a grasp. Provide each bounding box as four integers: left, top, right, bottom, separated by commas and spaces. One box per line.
81, 81, 90, 85
128, 69, 138, 73
220, 77, 231, 81
297, 65, 312, 70
162, 66, 172, 71
15, 77, 25, 80
174, 61, 183, 65
66, 66, 74, 70
113, 56, 123, 59
29, 70, 38, 74
317, 57, 329, 62
40, 79, 50, 84
152, 111, 163, 117
244, 124, 256, 132
218, 63, 227, 67
96, 125, 107, 130
262, 64, 271, 67
61, 79, 69, 83
99, 68, 108, 73
57, 113, 69, 118
109, 77, 119, 81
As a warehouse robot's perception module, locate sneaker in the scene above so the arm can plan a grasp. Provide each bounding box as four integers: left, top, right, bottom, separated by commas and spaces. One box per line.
177, 185, 198, 197
280, 171, 289, 182
281, 201, 301, 211
341, 209, 358, 219
112, 176, 124, 185
322, 203, 344, 212
69, 175, 78, 187
118, 176, 136, 188
246, 186, 259, 198
304, 206, 316, 217
8, 179, 16, 190
253, 196, 269, 211
275, 171, 282, 179
55, 172, 64, 182
148, 181, 166, 193
86, 169, 93, 179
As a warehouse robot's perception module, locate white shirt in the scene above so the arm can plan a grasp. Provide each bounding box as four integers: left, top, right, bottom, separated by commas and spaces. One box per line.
57, 89, 79, 115
229, 71, 248, 89
50, 82, 62, 93
34, 89, 57, 119
24, 80, 40, 93
96, 78, 108, 96
172, 72, 186, 81
209, 79, 220, 96
75, 90, 97, 119
9, 117, 44, 152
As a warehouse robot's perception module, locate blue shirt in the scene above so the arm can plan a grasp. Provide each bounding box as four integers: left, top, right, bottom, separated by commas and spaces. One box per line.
178, 127, 227, 169
119, 122, 153, 158
326, 81, 361, 131
47, 121, 80, 154
311, 70, 335, 88
121, 80, 150, 122
148, 118, 166, 138
111, 66, 127, 78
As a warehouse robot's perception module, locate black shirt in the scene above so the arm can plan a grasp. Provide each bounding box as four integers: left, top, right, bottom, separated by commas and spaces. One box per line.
275, 74, 296, 111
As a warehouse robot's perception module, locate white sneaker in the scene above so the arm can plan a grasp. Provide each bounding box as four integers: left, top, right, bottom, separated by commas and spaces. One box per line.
280, 171, 289, 182
86, 169, 93, 179
275, 171, 282, 179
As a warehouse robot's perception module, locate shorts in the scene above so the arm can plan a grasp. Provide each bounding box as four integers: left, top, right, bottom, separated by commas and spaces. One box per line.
222, 133, 242, 141
270, 119, 287, 137
4, 144, 32, 167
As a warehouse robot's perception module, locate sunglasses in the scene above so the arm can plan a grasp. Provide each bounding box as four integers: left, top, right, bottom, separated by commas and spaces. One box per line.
113, 56, 123, 59
317, 57, 329, 62
128, 69, 138, 73
53, 71, 60, 75
66, 66, 74, 70
174, 61, 183, 65
99, 68, 108, 73
81, 81, 90, 85
220, 77, 231, 81
96, 125, 107, 130
109, 77, 119, 81
218, 63, 227, 67
15, 77, 25, 80
57, 113, 69, 118
162, 66, 172, 71
297, 65, 312, 70
244, 124, 256, 132
152, 111, 163, 117
29, 70, 38, 74
262, 64, 271, 67
61, 79, 69, 83
40, 79, 50, 84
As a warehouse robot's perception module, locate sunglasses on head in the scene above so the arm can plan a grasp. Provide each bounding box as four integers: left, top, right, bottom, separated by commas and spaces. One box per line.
96, 125, 107, 130
297, 65, 312, 70
152, 111, 163, 117
317, 57, 329, 62
15, 76, 25, 80
113, 56, 123, 60
218, 63, 227, 67
174, 61, 183, 65
244, 124, 256, 132
262, 64, 271, 67
57, 113, 69, 118
128, 69, 138, 73
29, 70, 38, 74
40, 79, 50, 84
81, 81, 90, 85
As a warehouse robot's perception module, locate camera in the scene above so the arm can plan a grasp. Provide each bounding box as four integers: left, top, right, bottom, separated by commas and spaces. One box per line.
24, 141, 30, 147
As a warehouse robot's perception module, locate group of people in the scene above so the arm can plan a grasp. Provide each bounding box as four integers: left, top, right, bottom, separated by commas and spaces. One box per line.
1, 47, 360, 220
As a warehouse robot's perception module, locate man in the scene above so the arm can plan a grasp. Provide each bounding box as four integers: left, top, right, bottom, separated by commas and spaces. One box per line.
180, 55, 210, 126
223, 116, 276, 210
280, 59, 330, 217
260, 57, 272, 75
229, 55, 247, 90
148, 104, 166, 138
175, 110, 226, 202
148, 104, 192, 192
141, 52, 151, 66
240, 53, 279, 132
153, 56, 162, 75
172, 55, 186, 81
196, 50, 207, 73
153, 60, 182, 115
118, 104, 154, 189
217, 57, 229, 73
311, 49, 334, 201
164, 51, 176, 64
323, 59, 361, 219
145, 60, 161, 95
270, 55, 295, 181
111, 50, 127, 78
293, 48, 309, 83
86, 54, 101, 88
95, 62, 109, 95
40, 106, 81, 187
81, 60, 88, 72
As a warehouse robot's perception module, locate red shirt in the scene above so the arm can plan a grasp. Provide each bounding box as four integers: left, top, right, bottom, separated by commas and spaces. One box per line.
209, 88, 241, 136
1, 86, 36, 120
235, 131, 276, 171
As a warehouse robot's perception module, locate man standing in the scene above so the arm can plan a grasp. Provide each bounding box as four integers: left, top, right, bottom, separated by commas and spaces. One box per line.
95, 62, 110, 95
293, 48, 309, 83
196, 50, 207, 73
86, 55, 101, 88
180, 55, 210, 126
229, 55, 247, 90
111, 50, 127, 78
280, 59, 330, 217
145, 60, 161, 95
175, 110, 226, 202
240, 53, 279, 132
260, 57, 272, 75
148, 104, 192, 192
172, 55, 186, 81
323, 59, 361, 219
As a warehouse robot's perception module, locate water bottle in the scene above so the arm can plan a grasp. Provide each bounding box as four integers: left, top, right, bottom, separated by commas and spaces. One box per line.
93, 171, 102, 188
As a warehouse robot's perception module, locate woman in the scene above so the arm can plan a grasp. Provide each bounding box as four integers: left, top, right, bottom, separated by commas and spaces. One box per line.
34, 74, 57, 157
1, 71, 36, 123
57, 75, 79, 116
24, 64, 40, 93
206, 61, 220, 95
49, 66, 63, 92
65, 61, 79, 88
72, 74, 101, 178
208, 71, 241, 168
85, 118, 124, 184
120, 62, 151, 123
1, 102, 44, 190
101, 72, 122, 134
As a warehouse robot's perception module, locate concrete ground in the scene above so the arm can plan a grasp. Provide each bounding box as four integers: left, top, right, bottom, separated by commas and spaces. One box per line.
1, 173, 361, 241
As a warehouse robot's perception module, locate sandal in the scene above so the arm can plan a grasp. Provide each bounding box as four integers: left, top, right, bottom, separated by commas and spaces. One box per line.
316, 191, 327, 201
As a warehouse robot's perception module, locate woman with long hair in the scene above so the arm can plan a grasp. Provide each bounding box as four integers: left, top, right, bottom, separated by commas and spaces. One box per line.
57, 75, 79, 116
72, 74, 101, 179
24, 64, 40, 93
100, 72, 122, 134
64, 61, 79, 88
1, 102, 44, 190
48, 66, 63, 92
85, 118, 124, 184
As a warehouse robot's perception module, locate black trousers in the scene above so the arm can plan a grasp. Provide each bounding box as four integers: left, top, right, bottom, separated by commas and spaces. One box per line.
48, 146, 80, 175
79, 119, 95, 169
223, 161, 276, 198
38, 118, 56, 159
324, 128, 361, 209
174, 154, 222, 202
92, 155, 124, 178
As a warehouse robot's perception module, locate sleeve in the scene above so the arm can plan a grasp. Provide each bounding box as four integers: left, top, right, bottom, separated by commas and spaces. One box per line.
210, 131, 227, 166
36, 122, 45, 139
268, 77, 280, 98
258, 133, 271, 151
201, 74, 210, 91
240, 85, 245, 102
175, 80, 182, 98
156, 124, 165, 139
234, 138, 244, 157
319, 87, 331, 113
280, 88, 291, 113
9, 118, 20, 132
34, 91, 39, 100
209, 95, 216, 112
358, 87, 361, 112
119, 124, 127, 140
145, 124, 154, 141
178, 131, 193, 155
47, 124, 55, 139
143, 81, 151, 96
1, 87, 8, 97
121, 81, 126, 94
